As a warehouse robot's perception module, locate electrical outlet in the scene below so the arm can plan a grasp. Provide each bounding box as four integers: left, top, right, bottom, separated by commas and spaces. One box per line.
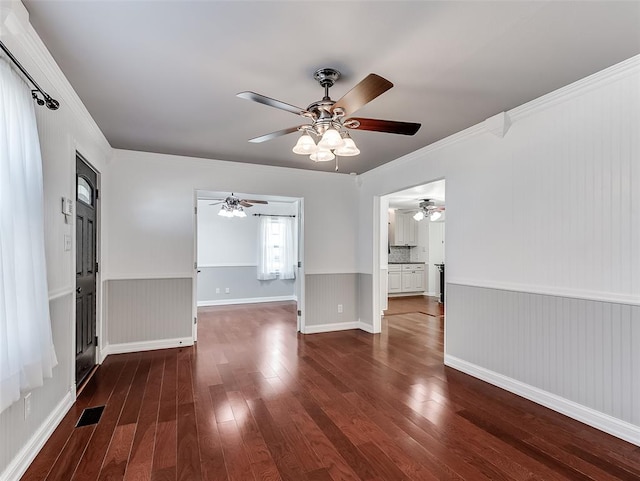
215, 288, 220, 294
225, 288, 230, 294
337, 304, 343, 313
24, 392, 31, 419
64, 234, 72, 251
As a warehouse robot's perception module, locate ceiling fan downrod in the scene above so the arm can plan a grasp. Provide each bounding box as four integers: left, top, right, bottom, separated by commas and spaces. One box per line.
313, 67, 340, 100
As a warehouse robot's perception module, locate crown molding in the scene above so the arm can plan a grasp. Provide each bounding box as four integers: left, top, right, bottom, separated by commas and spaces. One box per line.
1, 1, 111, 159
509, 54, 640, 122
364, 54, 640, 179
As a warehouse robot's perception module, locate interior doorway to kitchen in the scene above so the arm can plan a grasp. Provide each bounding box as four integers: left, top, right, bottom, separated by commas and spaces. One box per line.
378, 179, 445, 330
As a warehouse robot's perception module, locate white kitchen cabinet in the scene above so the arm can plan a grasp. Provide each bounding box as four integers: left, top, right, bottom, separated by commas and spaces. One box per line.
389, 211, 418, 246
388, 266, 402, 293
388, 263, 425, 294
401, 264, 425, 292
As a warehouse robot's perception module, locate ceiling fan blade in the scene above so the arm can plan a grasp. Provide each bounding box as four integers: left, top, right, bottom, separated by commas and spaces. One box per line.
249, 126, 302, 143
209, 201, 224, 206
332, 74, 393, 115
237, 91, 309, 116
242, 199, 268, 205
346, 117, 421, 136
239, 201, 253, 208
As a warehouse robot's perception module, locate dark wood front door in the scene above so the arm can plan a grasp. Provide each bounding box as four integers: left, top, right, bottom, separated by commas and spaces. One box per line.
76, 155, 98, 385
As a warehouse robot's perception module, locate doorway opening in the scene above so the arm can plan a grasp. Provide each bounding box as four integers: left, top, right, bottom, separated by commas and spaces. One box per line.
75, 154, 99, 387
193, 191, 305, 338
374, 179, 445, 332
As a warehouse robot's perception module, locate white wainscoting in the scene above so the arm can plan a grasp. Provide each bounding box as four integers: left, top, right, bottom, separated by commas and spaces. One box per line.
105, 278, 193, 346
305, 274, 358, 327
197, 266, 295, 305
445, 283, 640, 446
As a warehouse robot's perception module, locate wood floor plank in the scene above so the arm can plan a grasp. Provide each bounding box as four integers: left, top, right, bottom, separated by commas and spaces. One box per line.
25, 298, 640, 481
98, 423, 136, 480
124, 356, 164, 481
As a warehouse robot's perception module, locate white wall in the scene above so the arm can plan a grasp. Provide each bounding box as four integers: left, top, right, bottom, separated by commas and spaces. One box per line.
358, 56, 640, 444
104, 150, 361, 334
105, 150, 358, 279
0, 2, 111, 478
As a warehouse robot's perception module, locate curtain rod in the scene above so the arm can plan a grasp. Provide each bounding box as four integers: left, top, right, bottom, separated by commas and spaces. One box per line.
0, 40, 59, 110
252, 214, 296, 218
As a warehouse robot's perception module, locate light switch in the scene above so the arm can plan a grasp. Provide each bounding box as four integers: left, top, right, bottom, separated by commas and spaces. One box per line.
64, 235, 72, 251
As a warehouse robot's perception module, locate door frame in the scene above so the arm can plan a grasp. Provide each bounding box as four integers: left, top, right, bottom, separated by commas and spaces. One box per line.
192, 191, 306, 338
73, 151, 102, 388
372, 178, 446, 334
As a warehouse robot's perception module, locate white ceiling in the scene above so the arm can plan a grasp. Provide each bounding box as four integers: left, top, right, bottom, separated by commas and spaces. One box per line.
23, 1, 640, 174
387, 179, 445, 210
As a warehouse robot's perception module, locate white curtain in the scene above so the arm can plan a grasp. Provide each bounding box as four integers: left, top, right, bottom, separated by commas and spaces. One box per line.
279, 217, 295, 280
257, 216, 296, 280
0, 58, 57, 414
257, 217, 276, 280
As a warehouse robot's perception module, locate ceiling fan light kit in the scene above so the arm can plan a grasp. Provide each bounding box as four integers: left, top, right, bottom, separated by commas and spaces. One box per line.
212, 194, 267, 218
413, 199, 445, 221
237, 67, 421, 170
309, 148, 335, 162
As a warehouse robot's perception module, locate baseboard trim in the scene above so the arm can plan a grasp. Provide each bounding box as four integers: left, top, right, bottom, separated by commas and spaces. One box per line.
303, 322, 360, 334
198, 295, 296, 307
356, 321, 376, 334
102, 337, 193, 358
1, 390, 74, 481
444, 355, 640, 447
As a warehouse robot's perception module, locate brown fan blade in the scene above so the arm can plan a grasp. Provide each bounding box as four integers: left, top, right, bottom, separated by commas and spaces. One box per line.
346, 117, 421, 136
237, 91, 309, 116
248, 126, 302, 143
242, 199, 268, 205
209, 201, 224, 206
239, 201, 253, 208
332, 74, 393, 115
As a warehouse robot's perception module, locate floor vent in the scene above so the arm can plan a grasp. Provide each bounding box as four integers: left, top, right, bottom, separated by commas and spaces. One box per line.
76, 405, 105, 427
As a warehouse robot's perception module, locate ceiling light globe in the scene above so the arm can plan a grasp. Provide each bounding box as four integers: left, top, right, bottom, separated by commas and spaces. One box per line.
234, 207, 247, 218
413, 211, 424, 221
318, 128, 344, 150
219, 206, 233, 217
430, 211, 442, 221
334, 137, 360, 156
292, 132, 317, 154
310, 149, 335, 162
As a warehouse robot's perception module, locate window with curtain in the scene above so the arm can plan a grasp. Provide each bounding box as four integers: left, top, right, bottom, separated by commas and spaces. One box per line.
257, 216, 295, 280
0, 57, 57, 414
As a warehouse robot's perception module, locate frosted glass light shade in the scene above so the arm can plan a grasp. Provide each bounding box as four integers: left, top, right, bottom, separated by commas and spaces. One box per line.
234, 207, 247, 218
310, 149, 335, 162
334, 137, 360, 156
413, 211, 424, 221
292, 133, 317, 154
430, 211, 442, 221
318, 128, 344, 150
218, 206, 233, 217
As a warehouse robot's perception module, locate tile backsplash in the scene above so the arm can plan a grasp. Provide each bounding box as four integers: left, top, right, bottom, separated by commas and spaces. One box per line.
389, 246, 411, 263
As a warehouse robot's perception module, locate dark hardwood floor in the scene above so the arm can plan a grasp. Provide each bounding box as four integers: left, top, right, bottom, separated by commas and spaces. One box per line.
22, 299, 640, 480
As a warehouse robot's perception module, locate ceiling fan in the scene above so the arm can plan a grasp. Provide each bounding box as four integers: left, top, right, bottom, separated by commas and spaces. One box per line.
237, 68, 421, 165
414, 199, 445, 221
210, 194, 267, 218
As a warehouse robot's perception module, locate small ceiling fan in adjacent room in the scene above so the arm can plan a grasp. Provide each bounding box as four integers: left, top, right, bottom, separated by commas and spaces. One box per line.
237, 68, 421, 170
210, 194, 267, 218
413, 199, 445, 221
